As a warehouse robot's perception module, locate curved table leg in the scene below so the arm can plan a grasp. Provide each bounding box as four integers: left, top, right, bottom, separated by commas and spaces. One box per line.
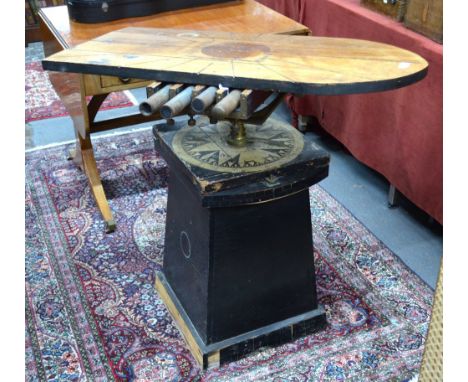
81, 138, 116, 233
68, 93, 116, 233
45, 34, 119, 233
67, 138, 84, 170
68, 93, 108, 169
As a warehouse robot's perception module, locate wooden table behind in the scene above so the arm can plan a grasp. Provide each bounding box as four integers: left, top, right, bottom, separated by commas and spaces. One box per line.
39, 1, 309, 50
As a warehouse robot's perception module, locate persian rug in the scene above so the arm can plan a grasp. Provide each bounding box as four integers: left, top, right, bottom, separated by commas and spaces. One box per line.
25, 129, 433, 381
25, 61, 135, 123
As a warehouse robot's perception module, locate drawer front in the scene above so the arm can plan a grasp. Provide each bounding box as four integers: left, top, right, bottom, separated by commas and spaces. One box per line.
83, 74, 151, 96
100, 75, 146, 88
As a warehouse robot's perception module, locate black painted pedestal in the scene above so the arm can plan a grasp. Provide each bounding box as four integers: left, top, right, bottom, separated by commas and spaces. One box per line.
153, 120, 330, 369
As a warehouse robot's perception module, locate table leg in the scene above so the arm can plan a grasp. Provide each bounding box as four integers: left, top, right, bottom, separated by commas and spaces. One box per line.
68, 131, 84, 170
80, 136, 116, 233
41, 22, 120, 232
73, 93, 117, 233
68, 93, 108, 169
68, 132, 116, 232
388, 184, 400, 208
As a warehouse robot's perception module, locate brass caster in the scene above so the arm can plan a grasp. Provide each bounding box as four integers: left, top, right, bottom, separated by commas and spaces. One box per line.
67, 148, 76, 160
105, 220, 116, 233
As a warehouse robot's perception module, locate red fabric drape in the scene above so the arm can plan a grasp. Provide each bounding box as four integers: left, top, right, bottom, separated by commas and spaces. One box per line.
258, 0, 442, 223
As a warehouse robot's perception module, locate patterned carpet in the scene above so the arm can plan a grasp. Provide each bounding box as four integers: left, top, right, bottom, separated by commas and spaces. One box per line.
25, 61, 135, 123
25, 129, 433, 381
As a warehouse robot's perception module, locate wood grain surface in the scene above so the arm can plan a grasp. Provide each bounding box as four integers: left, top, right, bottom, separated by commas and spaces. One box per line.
38, 1, 309, 50
42, 27, 428, 95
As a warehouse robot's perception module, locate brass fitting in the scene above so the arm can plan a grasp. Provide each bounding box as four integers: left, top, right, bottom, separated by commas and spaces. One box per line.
227, 120, 247, 147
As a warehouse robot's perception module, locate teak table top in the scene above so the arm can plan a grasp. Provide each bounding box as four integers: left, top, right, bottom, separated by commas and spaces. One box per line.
43, 27, 428, 95
38, 1, 309, 49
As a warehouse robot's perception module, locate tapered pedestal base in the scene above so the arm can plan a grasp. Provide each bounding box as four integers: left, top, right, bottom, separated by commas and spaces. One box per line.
153, 119, 330, 369
155, 271, 326, 369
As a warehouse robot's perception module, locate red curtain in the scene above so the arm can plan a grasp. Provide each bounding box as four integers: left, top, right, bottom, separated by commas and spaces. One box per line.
258, 0, 443, 223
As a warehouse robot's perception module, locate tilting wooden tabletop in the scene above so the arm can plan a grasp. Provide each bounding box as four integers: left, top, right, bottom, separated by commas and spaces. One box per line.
43, 27, 428, 95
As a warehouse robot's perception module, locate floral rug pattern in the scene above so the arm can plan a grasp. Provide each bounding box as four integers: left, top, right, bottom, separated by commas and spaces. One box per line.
25, 129, 433, 381
25, 61, 135, 123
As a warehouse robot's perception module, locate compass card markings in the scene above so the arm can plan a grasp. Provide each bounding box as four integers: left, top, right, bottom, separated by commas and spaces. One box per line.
172, 121, 304, 172
181, 125, 233, 168
199, 125, 232, 159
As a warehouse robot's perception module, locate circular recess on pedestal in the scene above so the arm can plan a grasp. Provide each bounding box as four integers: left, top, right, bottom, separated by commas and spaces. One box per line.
172, 120, 304, 173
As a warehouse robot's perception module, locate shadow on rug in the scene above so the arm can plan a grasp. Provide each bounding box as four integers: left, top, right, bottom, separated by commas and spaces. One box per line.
25, 61, 135, 123
25, 129, 433, 381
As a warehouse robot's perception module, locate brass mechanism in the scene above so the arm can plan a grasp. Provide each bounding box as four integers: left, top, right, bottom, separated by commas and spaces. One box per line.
140, 83, 285, 147
227, 121, 247, 147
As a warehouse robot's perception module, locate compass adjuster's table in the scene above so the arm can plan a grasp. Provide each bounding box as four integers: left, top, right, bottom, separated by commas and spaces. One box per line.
41, 25, 429, 369
153, 117, 329, 368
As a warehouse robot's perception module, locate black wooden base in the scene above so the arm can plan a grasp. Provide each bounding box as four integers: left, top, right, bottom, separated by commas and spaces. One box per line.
153, 119, 330, 369
155, 271, 327, 369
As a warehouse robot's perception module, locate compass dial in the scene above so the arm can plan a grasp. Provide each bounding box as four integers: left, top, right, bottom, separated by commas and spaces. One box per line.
172, 120, 304, 173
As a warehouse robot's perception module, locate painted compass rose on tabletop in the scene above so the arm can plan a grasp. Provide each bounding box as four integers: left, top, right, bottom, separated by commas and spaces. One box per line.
172, 119, 304, 173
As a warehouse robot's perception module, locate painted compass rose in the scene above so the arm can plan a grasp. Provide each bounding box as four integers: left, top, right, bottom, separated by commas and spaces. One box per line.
172, 119, 304, 173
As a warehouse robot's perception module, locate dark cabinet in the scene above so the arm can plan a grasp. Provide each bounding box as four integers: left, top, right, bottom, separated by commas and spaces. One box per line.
26, 1, 65, 45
